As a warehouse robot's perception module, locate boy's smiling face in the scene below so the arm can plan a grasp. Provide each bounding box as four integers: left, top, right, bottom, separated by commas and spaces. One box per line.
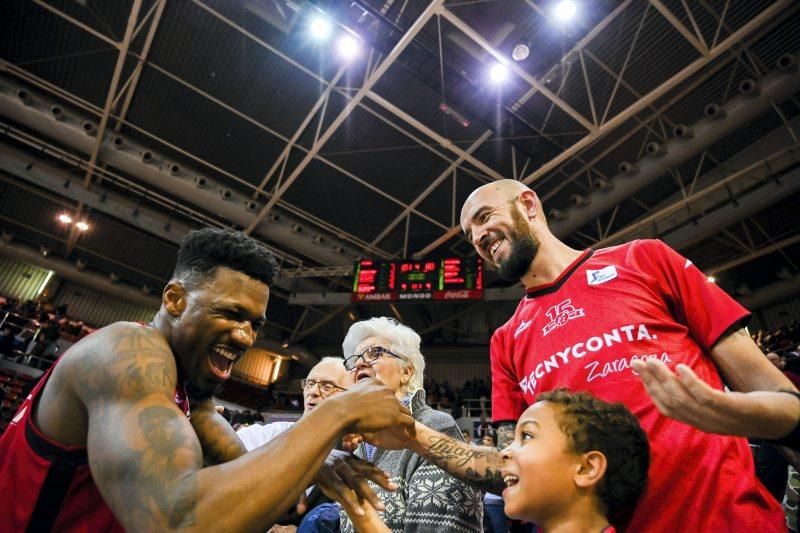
500, 401, 583, 522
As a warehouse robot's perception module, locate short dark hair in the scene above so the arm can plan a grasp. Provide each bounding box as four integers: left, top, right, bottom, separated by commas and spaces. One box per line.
536, 389, 649, 519
173, 228, 278, 287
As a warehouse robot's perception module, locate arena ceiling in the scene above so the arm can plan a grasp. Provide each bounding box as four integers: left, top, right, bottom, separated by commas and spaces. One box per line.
1, 0, 799, 353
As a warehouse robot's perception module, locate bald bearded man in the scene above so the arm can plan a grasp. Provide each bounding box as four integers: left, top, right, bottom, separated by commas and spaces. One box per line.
376, 179, 796, 531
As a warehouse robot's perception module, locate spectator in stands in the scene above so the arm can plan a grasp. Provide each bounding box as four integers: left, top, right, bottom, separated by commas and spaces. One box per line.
237, 357, 349, 449
500, 390, 649, 533
339, 317, 483, 532
462, 428, 474, 445
0, 326, 13, 357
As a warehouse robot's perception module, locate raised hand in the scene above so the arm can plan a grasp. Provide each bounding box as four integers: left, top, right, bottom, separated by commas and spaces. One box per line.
632, 358, 800, 439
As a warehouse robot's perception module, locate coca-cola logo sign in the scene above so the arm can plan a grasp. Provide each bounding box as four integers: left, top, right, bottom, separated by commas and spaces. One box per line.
444, 290, 470, 299
434, 289, 483, 300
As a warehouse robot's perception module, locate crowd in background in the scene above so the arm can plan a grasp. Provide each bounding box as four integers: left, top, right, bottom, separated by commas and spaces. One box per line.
0, 295, 92, 365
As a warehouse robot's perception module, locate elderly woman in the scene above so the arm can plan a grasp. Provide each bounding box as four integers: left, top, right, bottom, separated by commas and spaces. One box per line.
339, 317, 483, 533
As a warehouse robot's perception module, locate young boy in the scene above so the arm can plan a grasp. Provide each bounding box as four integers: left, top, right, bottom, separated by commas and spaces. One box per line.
500, 389, 650, 532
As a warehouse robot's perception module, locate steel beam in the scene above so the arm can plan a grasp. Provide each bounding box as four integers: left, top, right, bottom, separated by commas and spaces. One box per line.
82, 0, 143, 189
114, 0, 168, 131
439, 7, 595, 132
414, 0, 791, 257
251, 65, 348, 199
649, 0, 709, 56
709, 233, 800, 275
244, 0, 445, 234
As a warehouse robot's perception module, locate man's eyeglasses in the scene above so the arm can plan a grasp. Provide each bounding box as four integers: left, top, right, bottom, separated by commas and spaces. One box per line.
300, 379, 347, 396
344, 346, 403, 371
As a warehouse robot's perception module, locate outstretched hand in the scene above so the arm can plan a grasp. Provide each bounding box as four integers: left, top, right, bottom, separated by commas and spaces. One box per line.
632, 358, 800, 439
313, 450, 396, 517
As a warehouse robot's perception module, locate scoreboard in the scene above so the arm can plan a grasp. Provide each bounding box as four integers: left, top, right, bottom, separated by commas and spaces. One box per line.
352, 257, 483, 302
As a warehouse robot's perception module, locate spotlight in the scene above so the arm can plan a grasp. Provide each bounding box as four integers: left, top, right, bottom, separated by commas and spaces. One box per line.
707, 276, 716, 283
309, 16, 332, 40
76, 221, 89, 231
281, 339, 289, 349
553, 0, 577, 22
58, 213, 73, 224
40, 245, 49, 257
337, 35, 359, 61
489, 63, 508, 83
512, 43, 530, 62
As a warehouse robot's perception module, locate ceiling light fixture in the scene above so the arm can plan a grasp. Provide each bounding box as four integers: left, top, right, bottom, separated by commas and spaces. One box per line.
512, 42, 530, 61
489, 63, 508, 83
309, 16, 332, 40
58, 213, 72, 224
76, 221, 89, 231
337, 35, 359, 60
553, 0, 577, 22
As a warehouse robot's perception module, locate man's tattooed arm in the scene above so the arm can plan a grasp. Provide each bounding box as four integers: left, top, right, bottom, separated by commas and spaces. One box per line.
190, 398, 247, 465
81, 325, 204, 530
408, 422, 506, 494
77, 323, 392, 531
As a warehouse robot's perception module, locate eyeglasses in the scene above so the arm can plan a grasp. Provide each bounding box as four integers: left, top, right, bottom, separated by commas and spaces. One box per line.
344, 346, 404, 371
300, 379, 348, 396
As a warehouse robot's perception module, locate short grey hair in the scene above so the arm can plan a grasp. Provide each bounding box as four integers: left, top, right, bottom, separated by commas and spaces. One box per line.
342, 317, 425, 394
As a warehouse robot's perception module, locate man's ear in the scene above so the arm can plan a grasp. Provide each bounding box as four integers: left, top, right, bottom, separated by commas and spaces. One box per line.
163, 281, 187, 317
574, 450, 607, 489
518, 190, 539, 220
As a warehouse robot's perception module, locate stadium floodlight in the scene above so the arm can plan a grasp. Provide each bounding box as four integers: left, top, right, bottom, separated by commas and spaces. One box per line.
489, 63, 508, 83
337, 35, 359, 60
553, 0, 577, 22
309, 17, 332, 40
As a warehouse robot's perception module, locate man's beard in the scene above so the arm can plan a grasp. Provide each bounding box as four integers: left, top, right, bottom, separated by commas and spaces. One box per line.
497, 207, 539, 281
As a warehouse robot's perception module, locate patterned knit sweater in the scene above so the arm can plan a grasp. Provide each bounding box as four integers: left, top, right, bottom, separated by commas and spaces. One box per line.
340, 389, 484, 532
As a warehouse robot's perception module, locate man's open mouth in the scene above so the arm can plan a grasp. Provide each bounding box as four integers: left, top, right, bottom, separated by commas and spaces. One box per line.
209, 346, 240, 379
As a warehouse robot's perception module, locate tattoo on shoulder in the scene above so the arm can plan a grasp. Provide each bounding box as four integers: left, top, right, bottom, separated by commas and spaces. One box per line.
89, 327, 176, 399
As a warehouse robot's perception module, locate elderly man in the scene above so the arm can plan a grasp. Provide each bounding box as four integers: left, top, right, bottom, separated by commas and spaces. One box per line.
236, 357, 349, 449
373, 179, 795, 531
339, 317, 483, 533
235, 357, 353, 532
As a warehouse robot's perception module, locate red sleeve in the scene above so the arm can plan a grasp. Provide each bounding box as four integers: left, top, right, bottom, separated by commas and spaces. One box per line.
490, 326, 527, 424
635, 240, 750, 351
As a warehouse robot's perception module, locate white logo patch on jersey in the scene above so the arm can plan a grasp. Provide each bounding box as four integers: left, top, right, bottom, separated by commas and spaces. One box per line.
542, 299, 585, 336
11, 404, 27, 425
685, 259, 692, 269
586, 265, 617, 285
514, 319, 532, 339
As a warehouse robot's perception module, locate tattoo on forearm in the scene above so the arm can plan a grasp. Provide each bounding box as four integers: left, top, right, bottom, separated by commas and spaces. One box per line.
428, 436, 488, 467
420, 435, 505, 493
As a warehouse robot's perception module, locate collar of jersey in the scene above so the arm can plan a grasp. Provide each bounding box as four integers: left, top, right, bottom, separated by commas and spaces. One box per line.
525, 249, 594, 298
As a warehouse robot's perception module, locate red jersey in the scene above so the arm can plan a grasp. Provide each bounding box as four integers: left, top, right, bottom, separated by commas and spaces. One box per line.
0, 351, 191, 532
490, 240, 784, 531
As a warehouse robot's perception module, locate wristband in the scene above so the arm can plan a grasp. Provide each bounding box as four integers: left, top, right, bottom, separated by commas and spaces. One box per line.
767, 390, 800, 449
